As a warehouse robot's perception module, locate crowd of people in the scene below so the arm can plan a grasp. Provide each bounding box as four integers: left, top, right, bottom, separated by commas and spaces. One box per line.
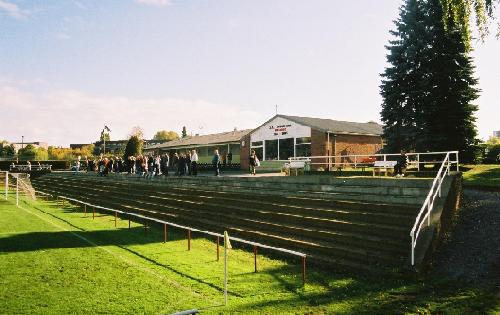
76, 149, 260, 177
80, 149, 202, 177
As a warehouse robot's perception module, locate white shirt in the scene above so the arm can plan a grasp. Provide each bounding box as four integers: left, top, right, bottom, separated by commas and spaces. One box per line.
191, 153, 199, 162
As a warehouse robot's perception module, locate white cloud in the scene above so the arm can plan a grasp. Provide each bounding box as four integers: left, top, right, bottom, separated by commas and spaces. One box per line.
135, 0, 171, 7
0, 83, 262, 147
0, 0, 27, 19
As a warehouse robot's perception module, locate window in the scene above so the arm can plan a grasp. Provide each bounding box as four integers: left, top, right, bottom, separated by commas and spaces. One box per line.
279, 138, 294, 160
265, 139, 278, 160
295, 143, 311, 157
251, 141, 263, 147
295, 137, 311, 158
296, 137, 311, 145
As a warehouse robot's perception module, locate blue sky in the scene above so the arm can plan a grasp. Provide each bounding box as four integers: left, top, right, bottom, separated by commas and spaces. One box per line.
0, 0, 498, 146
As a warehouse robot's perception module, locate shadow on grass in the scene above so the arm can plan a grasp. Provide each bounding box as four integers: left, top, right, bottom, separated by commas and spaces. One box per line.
0, 227, 171, 253
227, 269, 499, 314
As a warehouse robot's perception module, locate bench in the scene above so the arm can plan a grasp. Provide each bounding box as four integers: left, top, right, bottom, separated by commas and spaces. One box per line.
284, 161, 306, 176
372, 161, 397, 176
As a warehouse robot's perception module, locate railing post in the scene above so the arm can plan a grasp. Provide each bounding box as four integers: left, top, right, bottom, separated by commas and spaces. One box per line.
188, 229, 191, 251
164, 224, 167, 243
417, 154, 420, 172
16, 176, 19, 207
216, 236, 220, 261
128, 218, 131, 229
427, 203, 431, 226
411, 234, 415, 266
456, 152, 459, 172
4, 171, 8, 200
92, 207, 95, 220
253, 246, 258, 273
354, 156, 357, 169
302, 256, 306, 285
84, 204, 87, 217
114, 211, 117, 227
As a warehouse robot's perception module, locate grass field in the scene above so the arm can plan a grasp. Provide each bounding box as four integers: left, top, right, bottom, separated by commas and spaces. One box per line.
0, 194, 498, 314
462, 164, 500, 190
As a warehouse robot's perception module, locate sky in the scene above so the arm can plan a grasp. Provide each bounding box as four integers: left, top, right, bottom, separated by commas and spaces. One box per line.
0, 0, 499, 147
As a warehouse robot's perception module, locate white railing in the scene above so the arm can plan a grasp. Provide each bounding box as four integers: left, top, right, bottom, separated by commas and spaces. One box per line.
409, 151, 458, 265
1, 171, 37, 205
9, 164, 52, 172
290, 151, 460, 172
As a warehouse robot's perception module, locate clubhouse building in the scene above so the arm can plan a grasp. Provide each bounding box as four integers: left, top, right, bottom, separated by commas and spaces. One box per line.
144, 114, 383, 170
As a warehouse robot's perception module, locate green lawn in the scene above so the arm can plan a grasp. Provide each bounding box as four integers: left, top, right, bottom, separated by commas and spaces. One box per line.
0, 195, 498, 314
462, 164, 500, 190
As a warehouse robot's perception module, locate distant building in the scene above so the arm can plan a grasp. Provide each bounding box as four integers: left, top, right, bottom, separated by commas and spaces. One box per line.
144, 129, 252, 164
494, 130, 500, 138
145, 114, 383, 170
94, 139, 171, 155
241, 115, 383, 170
11, 142, 48, 153
70, 144, 91, 150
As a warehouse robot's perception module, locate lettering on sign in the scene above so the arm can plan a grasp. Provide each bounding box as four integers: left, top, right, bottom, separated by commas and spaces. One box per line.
269, 124, 292, 136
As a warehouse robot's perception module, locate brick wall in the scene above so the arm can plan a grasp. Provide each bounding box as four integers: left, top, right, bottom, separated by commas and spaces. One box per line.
239, 134, 251, 170
311, 130, 383, 170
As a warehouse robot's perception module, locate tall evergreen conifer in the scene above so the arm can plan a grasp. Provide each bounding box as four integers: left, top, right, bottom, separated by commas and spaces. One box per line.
380, 0, 479, 160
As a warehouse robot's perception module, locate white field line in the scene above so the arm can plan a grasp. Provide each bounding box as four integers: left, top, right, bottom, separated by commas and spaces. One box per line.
13, 199, 217, 307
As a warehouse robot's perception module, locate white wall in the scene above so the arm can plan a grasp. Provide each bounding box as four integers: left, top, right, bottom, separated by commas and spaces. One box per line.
250, 116, 311, 143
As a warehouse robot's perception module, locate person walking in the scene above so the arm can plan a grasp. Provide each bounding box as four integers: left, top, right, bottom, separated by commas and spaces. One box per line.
212, 149, 221, 176
191, 149, 199, 176
249, 150, 259, 175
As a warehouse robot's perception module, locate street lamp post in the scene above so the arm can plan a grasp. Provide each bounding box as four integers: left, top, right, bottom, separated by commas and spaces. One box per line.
102, 125, 111, 155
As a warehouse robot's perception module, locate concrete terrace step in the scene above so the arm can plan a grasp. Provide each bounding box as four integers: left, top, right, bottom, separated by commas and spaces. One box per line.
34, 178, 414, 239
36, 182, 406, 268
32, 173, 429, 270
33, 180, 411, 260
39, 176, 418, 227
45, 173, 428, 205
43, 175, 422, 216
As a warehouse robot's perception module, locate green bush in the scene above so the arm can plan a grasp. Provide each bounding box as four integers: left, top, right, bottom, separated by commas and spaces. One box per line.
484, 144, 500, 164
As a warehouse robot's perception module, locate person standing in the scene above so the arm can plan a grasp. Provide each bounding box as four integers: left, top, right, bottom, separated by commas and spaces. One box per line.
227, 151, 233, 165
212, 149, 221, 176
161, 153, 169, 176
249, 150, 259, 175
173, 153, 179, 176
186, 151, 192, 175
191, 149, 199, 176
178, 153, 186, 176
394, 151, 408, 177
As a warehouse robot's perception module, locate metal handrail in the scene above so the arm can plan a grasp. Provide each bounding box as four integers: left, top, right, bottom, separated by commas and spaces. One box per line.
37, 192, 307, 258
9, 164, 52, 171
409, 152, 456, 265
290, 151, 460, 172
